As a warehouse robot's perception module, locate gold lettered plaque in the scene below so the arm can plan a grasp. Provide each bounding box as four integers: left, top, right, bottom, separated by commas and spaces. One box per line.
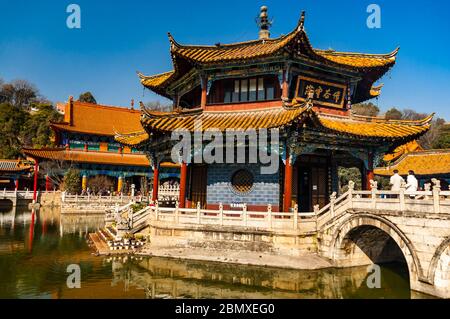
295, 76, 347, 108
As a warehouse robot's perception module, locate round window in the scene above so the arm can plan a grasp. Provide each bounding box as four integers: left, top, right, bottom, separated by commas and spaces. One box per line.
231, 169, 254, 194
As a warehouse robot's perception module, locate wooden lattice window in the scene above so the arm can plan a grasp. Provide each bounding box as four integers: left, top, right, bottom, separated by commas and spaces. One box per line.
231, 169, 254, 194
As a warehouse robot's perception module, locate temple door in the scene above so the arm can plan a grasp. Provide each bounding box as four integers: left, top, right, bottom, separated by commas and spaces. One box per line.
311, 166, 328, 209
189, 164, 207, 208
298, 165, 328, 212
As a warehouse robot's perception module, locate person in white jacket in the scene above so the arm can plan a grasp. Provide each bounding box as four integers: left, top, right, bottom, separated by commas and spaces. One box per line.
390, 170, 405, 191
405, 170, 419, 198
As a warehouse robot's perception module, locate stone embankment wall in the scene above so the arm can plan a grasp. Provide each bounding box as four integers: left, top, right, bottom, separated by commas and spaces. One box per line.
40, 191, 62, 207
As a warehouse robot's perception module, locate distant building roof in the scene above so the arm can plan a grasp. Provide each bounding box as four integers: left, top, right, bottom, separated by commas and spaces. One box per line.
375, 149, 450, 176
383, 140, 423, 162
22, 148, 178, 168
51, 99, 142, 137
0, 160, 32, 173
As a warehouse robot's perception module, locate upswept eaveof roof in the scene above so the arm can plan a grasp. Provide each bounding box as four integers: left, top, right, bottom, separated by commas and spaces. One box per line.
51, 100, 142, 136
0, 160, 32, 173
374, 149, 450, 176
115, 103, 432, 147
22, 148, 179, 168
137, 12, 398, 101
383, 140, 424, 162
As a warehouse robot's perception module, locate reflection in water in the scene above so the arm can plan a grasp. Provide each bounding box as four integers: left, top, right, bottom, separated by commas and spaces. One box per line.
0, 206, 433, 299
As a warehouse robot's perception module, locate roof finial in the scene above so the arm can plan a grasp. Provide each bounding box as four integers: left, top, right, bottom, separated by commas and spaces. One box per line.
298, 11, 306, 31
257, 6, 272, 40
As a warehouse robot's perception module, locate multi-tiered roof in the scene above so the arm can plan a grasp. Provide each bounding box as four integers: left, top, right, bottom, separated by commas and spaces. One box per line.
138, 12, 398, 103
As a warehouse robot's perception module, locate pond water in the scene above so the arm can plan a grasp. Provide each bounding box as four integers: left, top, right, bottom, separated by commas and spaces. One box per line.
0, 206, 432, 299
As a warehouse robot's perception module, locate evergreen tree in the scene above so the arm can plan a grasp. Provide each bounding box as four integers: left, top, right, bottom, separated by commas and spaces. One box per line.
78, 92, 97, 104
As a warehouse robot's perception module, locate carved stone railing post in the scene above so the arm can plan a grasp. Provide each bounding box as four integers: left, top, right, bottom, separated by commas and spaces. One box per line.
62, 191, 66, 203
219, 202, 224, 226
348, 181, 355, 209
243, 203, 248, 227
432, 178, 441, 214
175, 201, 179, 224
399, 181, 406, 211
370, 180, 378, 209
330, 192, 337, 217
424, 183, 431, 200
155, 200, 159, 221
293, 204, 298, 230
267, 204, 272, 230
197, 202, 201, 224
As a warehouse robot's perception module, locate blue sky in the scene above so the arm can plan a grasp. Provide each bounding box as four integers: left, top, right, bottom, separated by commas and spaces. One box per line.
0, 0, 449, 120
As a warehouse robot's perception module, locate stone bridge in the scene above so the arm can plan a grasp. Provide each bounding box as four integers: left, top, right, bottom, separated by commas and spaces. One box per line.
318, 180, 450, 298
106, 180, 450, 298
0, 189, 35, 206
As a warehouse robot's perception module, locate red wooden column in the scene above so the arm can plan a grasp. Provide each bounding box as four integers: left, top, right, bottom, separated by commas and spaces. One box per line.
366, 152, 375, 190
281, 69, 289, 99
283, 154, 293, 212
32, 160, 39, 203
152, 165, 159, 202
179, 162, 188, 208
14, 179, 19, 190
200, 76, 208, 109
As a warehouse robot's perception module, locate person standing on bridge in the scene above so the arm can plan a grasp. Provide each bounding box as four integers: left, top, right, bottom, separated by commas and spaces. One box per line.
405, 170, 419, 198
390, 170, 405, 194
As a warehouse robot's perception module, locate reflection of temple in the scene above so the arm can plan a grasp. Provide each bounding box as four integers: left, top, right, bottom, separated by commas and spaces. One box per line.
116, 7, 432, 212
23, 100, 179, 194
107, 256, 410, 299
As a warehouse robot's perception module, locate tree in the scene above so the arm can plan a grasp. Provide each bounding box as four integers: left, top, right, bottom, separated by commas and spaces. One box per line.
385, 107, 403, 120
0, 79, 39, 109
61, 168, 81, 194
21, 103, 63, 148
384, 107, 446, 149
0, 103, 28, 158
145, 100, 172, 112
352, 102, 380, 117
78, 92, 97, 104
39, 158, 74, 190
433, 124, 450, 149
87, 175, 114, 195
338, 167, 362, 193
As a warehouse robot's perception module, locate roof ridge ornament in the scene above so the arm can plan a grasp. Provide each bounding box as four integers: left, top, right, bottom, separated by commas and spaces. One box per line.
256, 6, 272, 40
298, 11, 306, 31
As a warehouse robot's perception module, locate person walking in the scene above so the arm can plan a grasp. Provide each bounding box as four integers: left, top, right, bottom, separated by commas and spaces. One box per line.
405, 170, 418, 198
390, 169, 405, 191
390, 169, 405, 198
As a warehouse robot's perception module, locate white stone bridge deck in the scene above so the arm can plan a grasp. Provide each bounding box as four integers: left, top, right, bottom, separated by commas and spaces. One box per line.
0, 189, 35, 206
61, 185, 180, 213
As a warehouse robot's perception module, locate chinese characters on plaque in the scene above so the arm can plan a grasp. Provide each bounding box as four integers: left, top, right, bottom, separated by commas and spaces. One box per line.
295, 76, 347, 108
